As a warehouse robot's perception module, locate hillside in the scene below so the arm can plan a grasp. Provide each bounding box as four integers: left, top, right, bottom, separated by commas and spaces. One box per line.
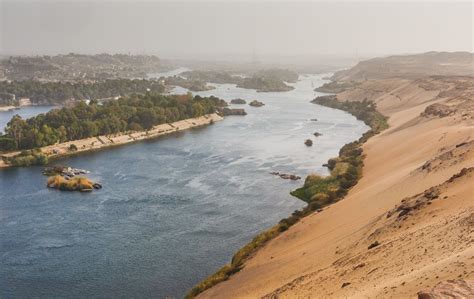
197, 55, 474, 298
0, 54, 163, 81
332, 51, 473, 81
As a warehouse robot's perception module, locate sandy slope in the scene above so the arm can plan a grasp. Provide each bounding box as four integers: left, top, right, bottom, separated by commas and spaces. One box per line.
199, 77, 473, 298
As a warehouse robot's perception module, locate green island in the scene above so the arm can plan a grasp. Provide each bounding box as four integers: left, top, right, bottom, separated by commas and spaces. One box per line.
161, 76, 215, 92
237, 76, 294, 92
0, 79, 166, 106
179, 69, 298, 92
0, 93, 227, 160
186, 95, 388, 298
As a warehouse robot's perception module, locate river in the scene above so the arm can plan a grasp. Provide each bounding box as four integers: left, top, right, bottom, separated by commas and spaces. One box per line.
0, 73, 368, 298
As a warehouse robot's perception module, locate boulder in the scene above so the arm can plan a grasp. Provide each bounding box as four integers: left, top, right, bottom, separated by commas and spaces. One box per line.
418, 279, 474, 299
305, 139, 313, 146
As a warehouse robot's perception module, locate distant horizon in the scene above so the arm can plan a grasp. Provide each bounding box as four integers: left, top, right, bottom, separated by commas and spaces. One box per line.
2, 1, 472, 58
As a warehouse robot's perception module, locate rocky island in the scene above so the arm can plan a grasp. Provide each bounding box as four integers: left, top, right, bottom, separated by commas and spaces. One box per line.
230, 98, 246, 104
249, 100, 265, 107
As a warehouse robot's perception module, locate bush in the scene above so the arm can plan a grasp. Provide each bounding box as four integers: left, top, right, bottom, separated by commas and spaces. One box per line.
6, 150, 49, 166
69, 144, 78, 151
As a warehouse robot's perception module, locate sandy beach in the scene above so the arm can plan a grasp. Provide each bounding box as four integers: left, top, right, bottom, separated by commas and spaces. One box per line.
0, 105, 16, 112
198, 76, 474, 298
0, 113, 223, 168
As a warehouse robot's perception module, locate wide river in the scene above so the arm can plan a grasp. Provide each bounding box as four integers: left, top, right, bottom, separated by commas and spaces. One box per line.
0, 73, 368, 298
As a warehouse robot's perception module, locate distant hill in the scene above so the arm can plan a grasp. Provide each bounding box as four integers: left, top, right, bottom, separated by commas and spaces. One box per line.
332, 51, 473, 81
0, 53, 163, 81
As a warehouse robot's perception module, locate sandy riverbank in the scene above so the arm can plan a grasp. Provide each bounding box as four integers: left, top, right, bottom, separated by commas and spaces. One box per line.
198, 76, 474, 298
0, 105, 16, 112
0, 113, 223, 168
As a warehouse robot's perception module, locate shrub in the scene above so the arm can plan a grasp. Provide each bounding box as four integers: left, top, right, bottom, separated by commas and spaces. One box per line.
69, 144, 78, 151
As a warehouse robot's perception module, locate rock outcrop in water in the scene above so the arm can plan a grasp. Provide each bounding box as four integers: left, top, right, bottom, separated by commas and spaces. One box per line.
218, 107, 247, 116
47, 175, 102, 192
249, 100, 265, 107
270, 172, 301, 180
313, 132, 322, 137
230, 99, 246, 104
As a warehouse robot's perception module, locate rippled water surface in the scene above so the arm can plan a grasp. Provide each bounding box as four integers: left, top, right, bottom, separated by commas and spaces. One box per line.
0, 73, 368, 298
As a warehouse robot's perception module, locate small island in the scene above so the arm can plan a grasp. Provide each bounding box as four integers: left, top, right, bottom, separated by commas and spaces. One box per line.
178, 69, 297, 92
218, 107, 247, 116
47, 175, 101, 192
249, 100, 265, 107
161, 76, 215, 92
230, 98, 246, 104
44, 165, 101, 192
0, 93, 227, 167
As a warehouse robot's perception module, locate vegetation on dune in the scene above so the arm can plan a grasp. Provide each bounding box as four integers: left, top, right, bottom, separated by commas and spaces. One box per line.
0, 93, 226, 152
187, 95, 388, 298
1, 53, 163, 81
0, 79, 166, 106
312, 95, 389, 133
315, 81, 360, 93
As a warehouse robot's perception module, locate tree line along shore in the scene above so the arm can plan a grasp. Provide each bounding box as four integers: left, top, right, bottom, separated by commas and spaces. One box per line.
0, 113, 223, 168
0, 92, 227, 167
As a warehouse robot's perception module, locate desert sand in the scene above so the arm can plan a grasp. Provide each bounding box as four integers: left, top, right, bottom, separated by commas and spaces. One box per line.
0, 113, 223, 168
199, 74, 473, 298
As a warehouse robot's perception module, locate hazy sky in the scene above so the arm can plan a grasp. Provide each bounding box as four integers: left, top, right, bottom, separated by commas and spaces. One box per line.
1, 0, 472, 59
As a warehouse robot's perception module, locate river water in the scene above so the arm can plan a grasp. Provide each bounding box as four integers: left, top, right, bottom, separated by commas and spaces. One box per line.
0, 73, 368, 298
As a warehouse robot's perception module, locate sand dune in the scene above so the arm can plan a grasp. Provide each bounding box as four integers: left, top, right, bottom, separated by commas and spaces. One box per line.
199, 75, 473, 298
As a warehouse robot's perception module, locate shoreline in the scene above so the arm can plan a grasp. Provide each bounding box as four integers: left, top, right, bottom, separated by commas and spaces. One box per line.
196, 76, 474, 298
187, 98, 386, 298
0, 113, 223, 168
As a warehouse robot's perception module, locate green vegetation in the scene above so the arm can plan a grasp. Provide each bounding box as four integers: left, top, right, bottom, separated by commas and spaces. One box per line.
0, 79, 165, 106
3, 149, 49, 166
237, 76, 294, 92
187, 95, 388, 298
181, 70, 240, 84
162, 76, 215, 92
180, 69, 298, 92
0, 93, 226, 152
311, 95, 389, 133
254, 69, 299, 83
1, 53, 163, 81
315, 81, 360, 93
